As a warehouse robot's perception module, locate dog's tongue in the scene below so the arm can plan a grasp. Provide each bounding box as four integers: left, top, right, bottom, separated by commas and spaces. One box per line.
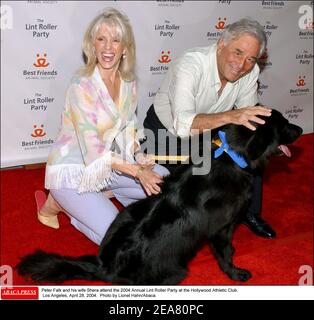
278, 145, 291, 157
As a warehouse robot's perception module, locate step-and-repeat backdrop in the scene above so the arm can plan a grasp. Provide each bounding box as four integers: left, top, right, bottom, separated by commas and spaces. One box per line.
1, 1, 313, 168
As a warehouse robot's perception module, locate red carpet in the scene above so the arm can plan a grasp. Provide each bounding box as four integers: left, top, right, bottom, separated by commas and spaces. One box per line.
1, 134, 313, 285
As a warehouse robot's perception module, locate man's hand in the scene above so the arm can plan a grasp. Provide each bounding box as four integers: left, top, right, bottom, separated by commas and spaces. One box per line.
191, 106, 272, 133
228, 106, 272, 131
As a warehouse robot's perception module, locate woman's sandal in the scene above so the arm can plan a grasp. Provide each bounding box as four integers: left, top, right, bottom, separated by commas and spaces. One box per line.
35, 190, 60, 229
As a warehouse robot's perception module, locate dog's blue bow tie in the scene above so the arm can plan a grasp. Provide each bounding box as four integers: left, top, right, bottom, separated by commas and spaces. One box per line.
214, 131, 248, 169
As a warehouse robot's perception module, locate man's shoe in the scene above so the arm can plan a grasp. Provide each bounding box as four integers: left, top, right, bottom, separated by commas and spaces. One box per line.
243, 216, 276, 238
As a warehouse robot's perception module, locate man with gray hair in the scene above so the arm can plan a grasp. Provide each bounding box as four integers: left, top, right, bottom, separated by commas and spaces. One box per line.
143, 18, 276, 238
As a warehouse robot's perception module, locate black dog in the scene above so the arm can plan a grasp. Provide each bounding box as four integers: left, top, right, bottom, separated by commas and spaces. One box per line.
17, 109, 302, 284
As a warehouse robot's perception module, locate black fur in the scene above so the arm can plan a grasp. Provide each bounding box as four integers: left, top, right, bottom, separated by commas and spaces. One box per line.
16, 109, 302, 284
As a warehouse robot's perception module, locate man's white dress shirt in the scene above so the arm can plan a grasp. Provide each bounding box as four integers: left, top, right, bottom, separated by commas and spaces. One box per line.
154, 43, 259, 137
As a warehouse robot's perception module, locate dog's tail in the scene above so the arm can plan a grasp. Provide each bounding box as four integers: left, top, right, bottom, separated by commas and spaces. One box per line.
16, 250, 103, 283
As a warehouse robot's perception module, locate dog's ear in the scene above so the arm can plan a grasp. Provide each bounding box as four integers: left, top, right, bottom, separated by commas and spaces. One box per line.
246, 127, 273, 160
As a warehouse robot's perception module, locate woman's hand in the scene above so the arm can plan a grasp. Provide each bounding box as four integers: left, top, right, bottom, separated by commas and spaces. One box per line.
135, 165, 163, 196
134, 152, 155, 167
112, 156, 162, 195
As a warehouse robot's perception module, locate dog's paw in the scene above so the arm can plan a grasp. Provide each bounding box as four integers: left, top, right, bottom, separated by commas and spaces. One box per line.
229, 268, 252, 282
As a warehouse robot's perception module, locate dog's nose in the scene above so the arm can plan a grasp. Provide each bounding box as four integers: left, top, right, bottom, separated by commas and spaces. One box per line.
291, 124, 303, 140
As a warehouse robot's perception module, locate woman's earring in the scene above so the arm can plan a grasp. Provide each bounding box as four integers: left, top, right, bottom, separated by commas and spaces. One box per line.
122, 53, 126, 59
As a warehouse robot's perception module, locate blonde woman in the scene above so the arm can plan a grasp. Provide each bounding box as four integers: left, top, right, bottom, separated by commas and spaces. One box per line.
36, 8, 169, 245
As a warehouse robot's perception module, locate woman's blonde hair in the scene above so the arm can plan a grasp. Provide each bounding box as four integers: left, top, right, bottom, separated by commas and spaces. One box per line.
79, 8, 136, 81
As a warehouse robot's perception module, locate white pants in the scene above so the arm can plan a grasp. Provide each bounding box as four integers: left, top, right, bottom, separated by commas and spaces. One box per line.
50, 164, 169, 245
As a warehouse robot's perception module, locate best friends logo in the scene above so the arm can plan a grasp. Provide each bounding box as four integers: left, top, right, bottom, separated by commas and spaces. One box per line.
258, 48, 273, 68
158, 51, 171, 63
261, 0, 285, 9
215, 17, 227, 30
296, 76, 306, 87
150, 50, 172, 75
290, 76, 310, 96
21, 125, 54, 150
31, 124, 46, 138
23, 53, 57, 79
260, 48, 268, 60
156, 0, 184, 7
33, 53, 49, 67
207, 17, 227, 41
